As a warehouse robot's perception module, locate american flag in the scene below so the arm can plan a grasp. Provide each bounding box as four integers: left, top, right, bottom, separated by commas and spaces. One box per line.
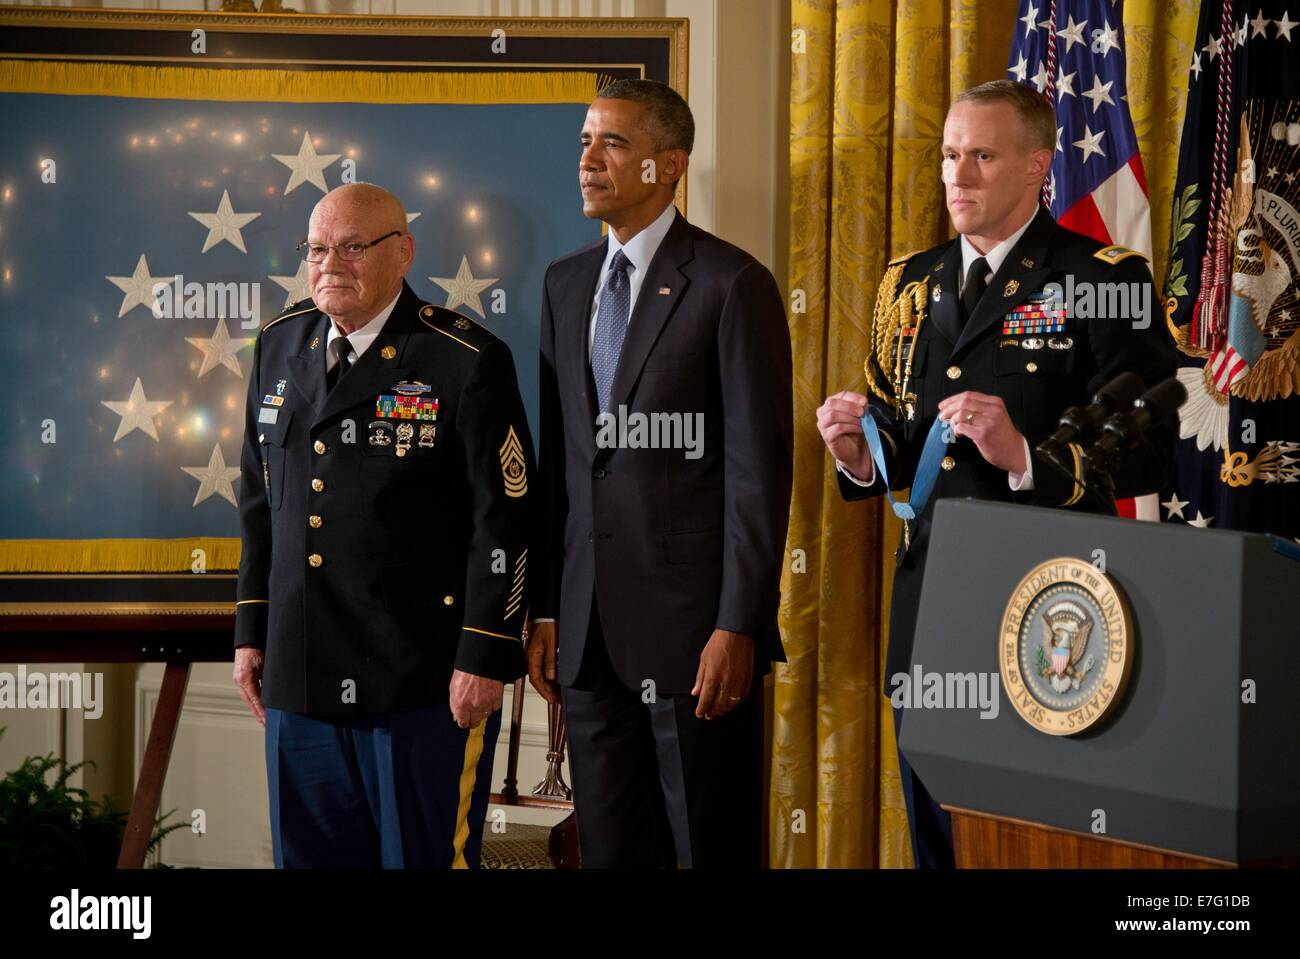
1007, 0, 1158, 518
1007, 0, 1152, 260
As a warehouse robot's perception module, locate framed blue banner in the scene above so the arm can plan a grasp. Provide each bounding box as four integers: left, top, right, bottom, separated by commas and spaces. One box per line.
0, 7, 686, 605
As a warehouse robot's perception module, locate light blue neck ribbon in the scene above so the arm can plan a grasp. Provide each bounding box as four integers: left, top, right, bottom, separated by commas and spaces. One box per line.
859, 410, 952, 522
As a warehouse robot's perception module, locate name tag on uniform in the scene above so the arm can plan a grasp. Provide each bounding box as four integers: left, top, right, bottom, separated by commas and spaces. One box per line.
258, 407, 279, 424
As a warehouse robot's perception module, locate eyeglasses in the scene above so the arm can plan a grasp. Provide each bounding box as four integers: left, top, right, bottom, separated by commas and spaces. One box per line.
297, 231, 402, 263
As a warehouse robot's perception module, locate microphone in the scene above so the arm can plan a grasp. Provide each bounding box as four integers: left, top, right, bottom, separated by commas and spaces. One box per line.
1085, 377, 1187, 466
1041, 372, 1146, 451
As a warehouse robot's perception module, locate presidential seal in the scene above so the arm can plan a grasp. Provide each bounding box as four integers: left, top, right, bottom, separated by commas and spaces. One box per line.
999, 558, 1134, 736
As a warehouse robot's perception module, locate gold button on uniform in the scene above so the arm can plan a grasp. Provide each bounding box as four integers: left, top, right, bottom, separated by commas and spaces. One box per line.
314, 440, 327, 455
380, 345, 397, 359
308, 553, 323, 567
442, 595, 454, 606
1026, 361, 1039, 373
308, 515, 322, 529
946, 365, 962, 380
941, 455, 956, 471
311, 478, 325, 493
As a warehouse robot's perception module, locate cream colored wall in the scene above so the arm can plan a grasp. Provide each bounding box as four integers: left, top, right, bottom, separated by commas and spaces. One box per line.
2, 0, 788, 866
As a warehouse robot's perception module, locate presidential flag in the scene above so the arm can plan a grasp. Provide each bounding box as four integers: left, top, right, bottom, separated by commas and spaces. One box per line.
1160, 0, 1300, 539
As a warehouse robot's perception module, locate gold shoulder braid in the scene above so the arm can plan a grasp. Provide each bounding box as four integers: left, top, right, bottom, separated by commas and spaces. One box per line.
865, 263, 928, 421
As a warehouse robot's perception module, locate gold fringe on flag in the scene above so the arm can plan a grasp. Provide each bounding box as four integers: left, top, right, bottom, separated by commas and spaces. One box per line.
0, 538, 241, 573
0, 60, 601, 104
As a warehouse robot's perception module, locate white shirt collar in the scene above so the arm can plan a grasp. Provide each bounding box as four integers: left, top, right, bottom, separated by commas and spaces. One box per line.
325, 288, 402, 367
959, 207, 1040, 290
604, 201, 678, 276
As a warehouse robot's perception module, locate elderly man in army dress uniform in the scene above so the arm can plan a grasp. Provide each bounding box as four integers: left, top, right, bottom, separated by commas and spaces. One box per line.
817, 81, 1178, 868
232, 183, 534, 868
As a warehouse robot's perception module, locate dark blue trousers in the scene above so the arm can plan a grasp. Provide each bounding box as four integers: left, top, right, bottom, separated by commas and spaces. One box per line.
265, 704, 501, 869
893, 704, 954, 869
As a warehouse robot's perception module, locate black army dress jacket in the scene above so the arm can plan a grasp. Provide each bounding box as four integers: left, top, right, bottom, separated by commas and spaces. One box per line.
234, 281, 534, 718
839, 205, 1178, 684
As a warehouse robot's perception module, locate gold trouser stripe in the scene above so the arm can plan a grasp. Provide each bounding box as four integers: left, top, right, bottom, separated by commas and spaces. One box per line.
235, 599, 269, 605
451, 720, 487, 869
463, 625, 515, 641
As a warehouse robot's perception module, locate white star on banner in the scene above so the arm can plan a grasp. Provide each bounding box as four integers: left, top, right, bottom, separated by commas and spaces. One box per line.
430, 256, 497, 318
1073, 126, 1107, 163
185, 318, 255, 378
101, 377, 172, 442
105, 254, 166, 318
181, 444, 241, 508
1083, 75, 1115, 112
1204, 33, 1222, 61
1057, 67, 1078, 101
1235, 16, 1249, 46
1056, 125, 1065, 153
1009, 53, 1029, 82
1249, 10, 1271, 37
188, 190, 261, 254
406, 212, 422, 224
1058, 14, 1089, 52
1188, 510, 1215, 528
273, 131, 340, 195
1161, 494, 1189, 520
269, 261, 313, 309
1276, 12, 1297, 41
1031, 61, 1050, 93
1020, 3, 1039, 36
1095, 21, 1121, 55
1190, 51, 1203, 80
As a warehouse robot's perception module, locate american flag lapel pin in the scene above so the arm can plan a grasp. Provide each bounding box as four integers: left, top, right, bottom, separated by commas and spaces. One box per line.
658, 286, 672, 295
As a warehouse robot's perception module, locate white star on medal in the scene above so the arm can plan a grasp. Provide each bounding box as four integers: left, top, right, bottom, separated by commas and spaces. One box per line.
188, 190, 261, 254
186, 318, 255, 378
430, 256, 497, 318
101, 377, 172, 442
269, 260, 312, 308
181, 444, 241, 508
105, 254, 167, 318
273, 131, 340, 195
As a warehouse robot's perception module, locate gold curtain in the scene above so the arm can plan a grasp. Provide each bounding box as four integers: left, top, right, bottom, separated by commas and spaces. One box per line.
774, 0, 1198, 869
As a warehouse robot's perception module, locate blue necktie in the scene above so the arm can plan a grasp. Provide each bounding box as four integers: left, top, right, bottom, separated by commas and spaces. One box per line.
591, 250, 632, 414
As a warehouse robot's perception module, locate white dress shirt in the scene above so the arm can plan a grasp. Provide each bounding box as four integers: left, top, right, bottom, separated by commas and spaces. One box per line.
587, 201, 679, 357
324, 288, 403, 371
838, 207, 1039, 490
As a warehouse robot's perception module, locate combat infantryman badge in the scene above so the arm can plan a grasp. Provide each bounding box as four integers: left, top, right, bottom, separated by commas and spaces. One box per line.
999, 557, 1134, 735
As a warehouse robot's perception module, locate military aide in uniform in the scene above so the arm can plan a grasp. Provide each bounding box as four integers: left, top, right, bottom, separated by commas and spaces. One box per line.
232, 184, 534, 869
816, 81, 1177, 868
